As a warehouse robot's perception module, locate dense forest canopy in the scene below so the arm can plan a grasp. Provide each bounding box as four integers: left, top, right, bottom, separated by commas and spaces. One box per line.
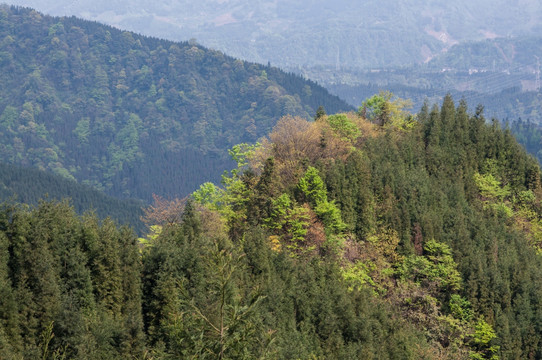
2, 95, 542, 359
0, 161, 145, 233
0, 5, 351, 201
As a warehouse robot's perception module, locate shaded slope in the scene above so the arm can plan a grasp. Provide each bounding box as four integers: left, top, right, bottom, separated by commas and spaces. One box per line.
0, 161, 145, 233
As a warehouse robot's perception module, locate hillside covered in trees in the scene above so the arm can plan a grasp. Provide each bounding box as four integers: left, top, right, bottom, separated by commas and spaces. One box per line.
2, 95, 542, 359
0, 5, 351, 201
0, 161, 145, 233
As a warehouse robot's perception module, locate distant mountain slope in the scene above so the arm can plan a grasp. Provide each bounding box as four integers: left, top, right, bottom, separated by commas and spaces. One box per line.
0, 161, 145, 233
426, 36, 542, 74
3, 0, 542, 69
311, 36, 542, 131
0, 5, 351, 200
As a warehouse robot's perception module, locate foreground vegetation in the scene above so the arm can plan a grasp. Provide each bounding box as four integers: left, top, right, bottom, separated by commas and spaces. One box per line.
2, 95, 542, 359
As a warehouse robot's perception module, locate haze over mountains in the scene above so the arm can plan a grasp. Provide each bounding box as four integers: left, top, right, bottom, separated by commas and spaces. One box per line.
5, 0, 542, 69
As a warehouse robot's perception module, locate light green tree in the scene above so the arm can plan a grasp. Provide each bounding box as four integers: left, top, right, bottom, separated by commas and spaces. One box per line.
359, 91, 414, 129
298, 166, 346, 234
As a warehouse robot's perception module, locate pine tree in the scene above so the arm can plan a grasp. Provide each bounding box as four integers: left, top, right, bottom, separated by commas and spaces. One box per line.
314, 105, 326, 121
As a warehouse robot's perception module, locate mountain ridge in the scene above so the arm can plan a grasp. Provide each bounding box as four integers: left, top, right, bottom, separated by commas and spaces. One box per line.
0, 5, 352, 201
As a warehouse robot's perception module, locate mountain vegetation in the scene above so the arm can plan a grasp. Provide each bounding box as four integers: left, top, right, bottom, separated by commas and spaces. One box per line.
0, 5, 351, 201
313, 38, 542, 153
328, 83, 542, 128
425, 36, 542, 73
0, 161, 145, 233
2, 95, 542, 359
1, 4, 542, 360
510, 119, 542, 165
10, 1, 542, 151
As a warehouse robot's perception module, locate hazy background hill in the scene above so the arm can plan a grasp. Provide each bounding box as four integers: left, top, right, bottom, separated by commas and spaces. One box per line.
0, 5, 350, 201
305, 35, 542, 142
4, 0, 542, 69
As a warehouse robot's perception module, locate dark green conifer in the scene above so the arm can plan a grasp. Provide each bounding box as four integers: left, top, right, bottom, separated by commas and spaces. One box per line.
314, 105, 326, 120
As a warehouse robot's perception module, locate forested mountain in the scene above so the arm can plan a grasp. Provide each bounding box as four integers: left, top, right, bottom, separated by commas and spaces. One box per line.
510, 119, 542, 164
2, 95, 542, 359
4, 0, 542, 69
3, 3, 542, 359
0, 5, 351, 201
425, 36, 542, 73
8, 2, 542, 143
307, 35, 542, 103
0, 162, 145, 233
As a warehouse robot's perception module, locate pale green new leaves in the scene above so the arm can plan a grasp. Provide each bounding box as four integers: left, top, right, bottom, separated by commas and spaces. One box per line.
470, 318, 500, 360
298, 166, 346, 233
359, 91, 415, 129
473, 172, 511, 201
325, 114, 360, 143
297, 166, 327, 205
228, 142, 260, 175
193, 143, 259, 221
397, 239, 461, 292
